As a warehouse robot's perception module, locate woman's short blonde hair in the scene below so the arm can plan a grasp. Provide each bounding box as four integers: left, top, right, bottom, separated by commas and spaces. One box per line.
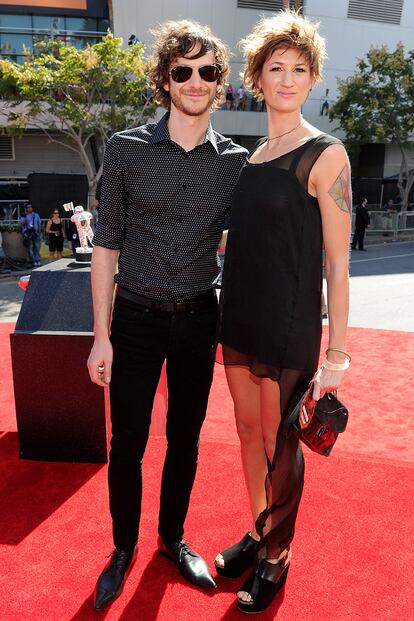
149, 20, 230, 110
241, 10, 326, 101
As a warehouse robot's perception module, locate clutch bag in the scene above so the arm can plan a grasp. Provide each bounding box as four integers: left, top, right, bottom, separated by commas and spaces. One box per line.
285, 388, 349, 456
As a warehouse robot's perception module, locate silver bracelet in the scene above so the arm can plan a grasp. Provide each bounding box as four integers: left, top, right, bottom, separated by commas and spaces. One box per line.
321, 357, 350, 372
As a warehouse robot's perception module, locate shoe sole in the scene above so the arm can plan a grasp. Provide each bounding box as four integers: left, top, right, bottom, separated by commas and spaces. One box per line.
237, 566, 289, 614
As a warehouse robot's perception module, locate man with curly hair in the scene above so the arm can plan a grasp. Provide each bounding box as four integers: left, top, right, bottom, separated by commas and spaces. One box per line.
88, 20, 247, 609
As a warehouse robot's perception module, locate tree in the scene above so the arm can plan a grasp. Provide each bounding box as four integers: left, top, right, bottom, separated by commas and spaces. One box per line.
330, 43, 414, 209
0, 33, 156, 208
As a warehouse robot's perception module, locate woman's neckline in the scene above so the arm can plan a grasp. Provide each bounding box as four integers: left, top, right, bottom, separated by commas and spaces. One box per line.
246, 134, 323, 166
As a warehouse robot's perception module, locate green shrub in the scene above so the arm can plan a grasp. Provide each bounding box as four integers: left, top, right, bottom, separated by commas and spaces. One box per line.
0, 222, 22, 233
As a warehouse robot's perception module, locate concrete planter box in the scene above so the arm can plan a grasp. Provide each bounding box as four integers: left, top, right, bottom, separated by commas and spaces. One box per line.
1, 230, 28, 261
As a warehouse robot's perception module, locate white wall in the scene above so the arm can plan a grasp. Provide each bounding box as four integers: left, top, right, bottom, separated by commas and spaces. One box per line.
0, 134, 88, 178
308, 2, 414, 101
112, 0, 414, 137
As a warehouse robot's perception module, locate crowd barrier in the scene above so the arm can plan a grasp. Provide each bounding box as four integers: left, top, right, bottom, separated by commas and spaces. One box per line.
355, 210, 414, 241
2, 211, 414, 246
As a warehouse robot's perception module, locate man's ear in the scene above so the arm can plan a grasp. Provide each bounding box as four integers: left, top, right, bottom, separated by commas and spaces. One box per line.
163, 81, 170, 92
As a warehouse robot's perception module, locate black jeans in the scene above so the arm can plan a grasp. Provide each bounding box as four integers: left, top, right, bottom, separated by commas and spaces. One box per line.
108, 293, 217, 550
352, 226, 366, 250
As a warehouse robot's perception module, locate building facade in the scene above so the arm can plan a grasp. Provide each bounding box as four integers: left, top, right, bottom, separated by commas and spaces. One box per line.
112, 0, 414, 186
1, 1, 414, 207
0, 1, 109, 212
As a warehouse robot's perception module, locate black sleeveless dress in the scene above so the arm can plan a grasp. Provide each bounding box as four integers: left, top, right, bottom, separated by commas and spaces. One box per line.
48, 220, 64, 252
219, 134, 343, 559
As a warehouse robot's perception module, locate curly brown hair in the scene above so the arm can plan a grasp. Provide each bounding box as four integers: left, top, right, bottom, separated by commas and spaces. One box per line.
241, 10, 326, 102
149, 20, 230, 110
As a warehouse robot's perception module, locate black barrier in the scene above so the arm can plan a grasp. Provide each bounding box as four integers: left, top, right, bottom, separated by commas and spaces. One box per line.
11, 258, 108, 463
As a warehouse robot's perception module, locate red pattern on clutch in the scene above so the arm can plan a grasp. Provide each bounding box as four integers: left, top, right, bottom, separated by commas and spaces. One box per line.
285, 388, 349, 457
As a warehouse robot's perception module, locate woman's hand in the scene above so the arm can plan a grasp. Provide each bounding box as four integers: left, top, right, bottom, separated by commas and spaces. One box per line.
311, 365, 346, 400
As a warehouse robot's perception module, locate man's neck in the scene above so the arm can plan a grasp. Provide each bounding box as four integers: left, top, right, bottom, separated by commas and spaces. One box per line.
167, 106, 211, 152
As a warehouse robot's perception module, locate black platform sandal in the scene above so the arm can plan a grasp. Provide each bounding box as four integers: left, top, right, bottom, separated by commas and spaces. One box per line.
237, 554, 290, 614
214, 532, 259, 579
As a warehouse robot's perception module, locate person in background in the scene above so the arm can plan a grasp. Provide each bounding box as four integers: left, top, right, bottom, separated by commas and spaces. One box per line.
66, 219, 80, 257
45, 209, 65, 262
237, 84, 246, 110
383, 198, 396, 213
351, 197, 370, 251
225, 83, 235, 110
20, 204, 41, 267
320, 87, 330, 115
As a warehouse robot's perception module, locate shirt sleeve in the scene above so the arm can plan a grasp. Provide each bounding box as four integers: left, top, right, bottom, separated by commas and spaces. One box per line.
93, 134, 127, 250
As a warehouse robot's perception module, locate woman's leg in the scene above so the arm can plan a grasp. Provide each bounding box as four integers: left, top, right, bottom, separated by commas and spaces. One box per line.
260, 377, 281, 465
227, 366, 268, 536
215, 366, 267, 569
237, 378, 288, 603
238, 370, 309, 605
48, 251, 54, 263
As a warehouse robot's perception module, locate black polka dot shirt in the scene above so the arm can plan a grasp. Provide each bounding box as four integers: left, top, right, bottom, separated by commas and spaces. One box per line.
94, 113, 248, 301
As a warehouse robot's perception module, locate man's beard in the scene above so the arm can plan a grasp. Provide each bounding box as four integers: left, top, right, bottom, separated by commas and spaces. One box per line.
170, 89, 216, 117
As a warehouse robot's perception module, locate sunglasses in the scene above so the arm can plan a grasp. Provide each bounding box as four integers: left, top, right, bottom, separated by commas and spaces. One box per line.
169, 64, 221, 83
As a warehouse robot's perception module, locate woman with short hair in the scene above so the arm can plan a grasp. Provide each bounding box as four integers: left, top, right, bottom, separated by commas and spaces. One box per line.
216, 10, 351, 613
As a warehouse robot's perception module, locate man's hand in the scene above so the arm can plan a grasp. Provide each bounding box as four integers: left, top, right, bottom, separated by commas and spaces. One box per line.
87, 337, 113, 387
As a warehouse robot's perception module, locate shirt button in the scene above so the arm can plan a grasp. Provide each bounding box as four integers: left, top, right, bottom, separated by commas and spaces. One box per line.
182, 184, 187, 190
177, 216, 183, 222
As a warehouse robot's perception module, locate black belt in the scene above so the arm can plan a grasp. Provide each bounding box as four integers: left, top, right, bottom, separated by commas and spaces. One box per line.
117, 287, 215, 313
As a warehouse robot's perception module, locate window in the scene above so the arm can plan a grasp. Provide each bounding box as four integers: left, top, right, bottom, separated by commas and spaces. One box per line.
70, 36, 98, 49
347, 0, 404, 25
97, 19, 110, 33
0, 136, 15, 161
32, 15, 64, 30
0, 12, 108, 58
0, 33, 33, 57
237, 0, 303, 11
65, 17, 98, 32
0, 14, 31, 28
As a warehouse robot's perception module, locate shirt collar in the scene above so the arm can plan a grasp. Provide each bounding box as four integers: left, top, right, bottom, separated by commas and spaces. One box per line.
149, 112, 219, 154
149, 112, 170, 144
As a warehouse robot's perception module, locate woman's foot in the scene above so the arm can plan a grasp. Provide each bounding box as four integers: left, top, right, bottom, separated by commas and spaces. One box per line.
214, 532, 260, 579
237, 548, 291, 613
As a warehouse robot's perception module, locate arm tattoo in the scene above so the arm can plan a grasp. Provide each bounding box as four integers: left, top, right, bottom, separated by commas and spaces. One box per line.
328, 165, 352, 214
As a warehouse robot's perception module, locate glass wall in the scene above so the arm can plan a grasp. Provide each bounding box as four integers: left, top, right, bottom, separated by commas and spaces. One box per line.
0, 13, 109, 62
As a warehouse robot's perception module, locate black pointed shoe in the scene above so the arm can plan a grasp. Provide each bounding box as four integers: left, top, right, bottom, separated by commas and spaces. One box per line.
158, 537, 216, 589
94, 546, 137, 610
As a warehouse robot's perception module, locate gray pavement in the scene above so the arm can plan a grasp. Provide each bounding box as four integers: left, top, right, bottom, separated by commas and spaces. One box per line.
348, 241, 414, 332
0, 279, 25, 322
1, 241, 413, 331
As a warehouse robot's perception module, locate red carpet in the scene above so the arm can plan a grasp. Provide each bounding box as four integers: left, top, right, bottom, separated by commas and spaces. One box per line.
1, 323, 414, 620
